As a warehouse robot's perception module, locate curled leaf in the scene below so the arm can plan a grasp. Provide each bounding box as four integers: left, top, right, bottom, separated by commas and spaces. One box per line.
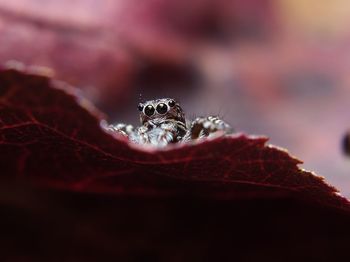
0, 68, 348, 210
1, 68, 350, 261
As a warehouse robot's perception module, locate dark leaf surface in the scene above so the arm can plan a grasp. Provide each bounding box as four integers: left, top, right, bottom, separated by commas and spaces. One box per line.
1, 68, 350, 261
0, 68, 348, 208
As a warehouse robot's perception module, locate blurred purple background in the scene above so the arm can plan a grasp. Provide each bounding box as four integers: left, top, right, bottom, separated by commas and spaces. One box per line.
0, 0, 349, 196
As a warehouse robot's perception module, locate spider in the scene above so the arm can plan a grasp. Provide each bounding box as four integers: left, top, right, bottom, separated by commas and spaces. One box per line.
105, 98, 233, 147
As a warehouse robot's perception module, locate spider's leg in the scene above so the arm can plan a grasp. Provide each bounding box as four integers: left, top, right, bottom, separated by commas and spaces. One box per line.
186, 116, 233, 140
129, 125, 150, 144
104, 123, 135, 137
148, 122, 180, 147
156, 126, 177, 146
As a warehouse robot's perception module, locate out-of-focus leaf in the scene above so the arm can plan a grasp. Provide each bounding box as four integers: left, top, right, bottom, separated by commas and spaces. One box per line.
0, 0, 277, 111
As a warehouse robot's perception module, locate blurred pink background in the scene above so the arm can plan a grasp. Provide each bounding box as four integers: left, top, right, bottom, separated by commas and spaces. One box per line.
0, 0, 349, 196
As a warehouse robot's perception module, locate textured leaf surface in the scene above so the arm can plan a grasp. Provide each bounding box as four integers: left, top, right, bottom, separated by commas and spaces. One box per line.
0, 68, 348, 210
1, 68, 350, 261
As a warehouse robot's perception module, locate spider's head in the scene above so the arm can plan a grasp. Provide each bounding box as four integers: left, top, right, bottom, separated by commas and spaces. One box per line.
137, 98, 185, 125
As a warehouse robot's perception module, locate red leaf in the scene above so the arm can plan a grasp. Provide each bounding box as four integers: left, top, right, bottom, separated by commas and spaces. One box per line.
1, 68, 350, 261
0, 68, 348, 211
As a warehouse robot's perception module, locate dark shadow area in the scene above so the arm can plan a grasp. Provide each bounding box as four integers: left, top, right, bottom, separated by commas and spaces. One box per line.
1, 181, 350, 262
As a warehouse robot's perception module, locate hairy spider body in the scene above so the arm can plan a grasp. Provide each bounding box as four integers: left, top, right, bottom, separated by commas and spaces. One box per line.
106, 98, 233, 147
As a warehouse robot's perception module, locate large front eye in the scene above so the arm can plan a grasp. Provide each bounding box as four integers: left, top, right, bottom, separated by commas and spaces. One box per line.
144, 105, 155, 116
156, 103, 168, 114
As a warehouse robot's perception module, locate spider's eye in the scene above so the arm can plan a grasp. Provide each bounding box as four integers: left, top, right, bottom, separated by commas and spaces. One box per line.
156, 103, 168, 114
168, 99, 176, 107
144, 105, 155, 116
138, 103, 144, 112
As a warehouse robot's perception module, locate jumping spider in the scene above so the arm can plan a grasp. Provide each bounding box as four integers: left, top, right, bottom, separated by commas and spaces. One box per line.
105, 98, 233, 147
